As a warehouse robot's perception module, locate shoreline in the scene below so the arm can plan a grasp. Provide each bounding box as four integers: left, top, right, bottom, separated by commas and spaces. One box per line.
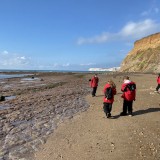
0, 72, 91, 160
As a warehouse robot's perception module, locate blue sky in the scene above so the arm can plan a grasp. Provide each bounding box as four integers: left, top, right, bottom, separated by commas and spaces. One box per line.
0, 0, 160, 71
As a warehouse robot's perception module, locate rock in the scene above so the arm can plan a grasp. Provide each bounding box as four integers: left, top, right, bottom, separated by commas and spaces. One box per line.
0, 73, 90, 159
120, 32, 160, 72
0, 96, 5, 101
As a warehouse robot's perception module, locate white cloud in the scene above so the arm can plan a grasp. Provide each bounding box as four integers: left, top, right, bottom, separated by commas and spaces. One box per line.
141, 7, 159, 16
19, 56, 26, 60
77, 33, 110, 45
62, 63, 70, 67
77, 19, 160, 45
1, 50, 9, 55
0, 51, 30, 68
119, 19, 159, 38
49, 63, 71, 68
51, 63, 58, 68
80, 63, 96, 66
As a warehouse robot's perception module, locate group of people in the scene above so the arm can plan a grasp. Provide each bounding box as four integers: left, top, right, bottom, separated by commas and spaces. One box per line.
90, 73, 160, 118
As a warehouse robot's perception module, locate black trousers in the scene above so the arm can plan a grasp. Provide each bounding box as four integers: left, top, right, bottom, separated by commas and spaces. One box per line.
156, 84, 160, 91
92, 87, 97, 96
103, 103, 112, 115
123, 100, 133, 114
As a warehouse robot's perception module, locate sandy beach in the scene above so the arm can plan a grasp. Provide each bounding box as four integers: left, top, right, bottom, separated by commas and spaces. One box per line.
0, 72, 160, 160
34, 73, 160, 160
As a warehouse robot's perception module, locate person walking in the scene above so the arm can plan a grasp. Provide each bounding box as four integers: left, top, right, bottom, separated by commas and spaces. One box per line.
103, 80, 117, 118
120, 76, 136, 116
155, 73, 160, 93
90, 74, 99, 97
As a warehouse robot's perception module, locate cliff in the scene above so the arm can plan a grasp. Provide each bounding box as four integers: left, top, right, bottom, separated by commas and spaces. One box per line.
120, 32, 160, 72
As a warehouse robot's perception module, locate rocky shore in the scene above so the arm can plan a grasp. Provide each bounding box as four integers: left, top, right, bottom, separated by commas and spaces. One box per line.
0, 72, 90, 160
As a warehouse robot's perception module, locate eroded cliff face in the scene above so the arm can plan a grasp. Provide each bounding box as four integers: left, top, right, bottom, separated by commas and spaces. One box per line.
120, 32, 160, 72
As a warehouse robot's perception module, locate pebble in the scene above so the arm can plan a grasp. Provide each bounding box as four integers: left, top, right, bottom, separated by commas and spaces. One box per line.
0, 76, 90, 159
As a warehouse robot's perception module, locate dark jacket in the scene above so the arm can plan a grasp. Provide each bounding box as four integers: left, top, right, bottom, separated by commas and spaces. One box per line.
103, 83, 116, 103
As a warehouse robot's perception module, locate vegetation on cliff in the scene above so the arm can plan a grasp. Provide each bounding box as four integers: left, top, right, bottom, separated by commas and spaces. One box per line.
120, 33, 160, 72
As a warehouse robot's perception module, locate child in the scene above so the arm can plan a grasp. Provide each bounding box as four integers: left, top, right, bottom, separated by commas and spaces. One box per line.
155, 73, 160, 93
103, 80, 116, 118
120, 76, 136, 116
90, 74, 99, 97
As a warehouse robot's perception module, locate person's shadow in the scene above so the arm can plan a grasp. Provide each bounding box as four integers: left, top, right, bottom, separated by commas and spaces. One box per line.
109, 107, 160, 119
110, 115, 120, 119
133, 107, 160, 116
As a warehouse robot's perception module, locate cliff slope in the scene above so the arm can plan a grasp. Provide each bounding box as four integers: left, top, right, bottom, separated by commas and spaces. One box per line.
120, 32, 160, 72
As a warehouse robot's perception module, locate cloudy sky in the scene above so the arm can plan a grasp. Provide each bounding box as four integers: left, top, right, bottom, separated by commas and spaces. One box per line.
0, 0, 160, 71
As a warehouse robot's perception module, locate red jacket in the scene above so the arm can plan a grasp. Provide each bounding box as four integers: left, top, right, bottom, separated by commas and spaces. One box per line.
90, 76, 99, 87
103, 83, 116, 103
157, 76, 160, 84
121, 80, 136, 101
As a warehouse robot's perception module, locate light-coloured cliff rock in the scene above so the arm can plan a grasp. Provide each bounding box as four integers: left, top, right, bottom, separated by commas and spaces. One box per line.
120, 32, 160, 72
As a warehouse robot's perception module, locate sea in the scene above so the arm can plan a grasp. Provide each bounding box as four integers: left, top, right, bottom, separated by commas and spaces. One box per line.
0, 69, 104, 79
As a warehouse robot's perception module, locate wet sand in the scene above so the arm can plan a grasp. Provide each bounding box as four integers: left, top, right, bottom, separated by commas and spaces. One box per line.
0, 72, 90, 160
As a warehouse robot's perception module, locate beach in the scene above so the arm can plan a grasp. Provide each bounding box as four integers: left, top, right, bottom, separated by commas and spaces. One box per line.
0, 72, 90, 160
35, 73, 160, 160
0, 72, 160, 160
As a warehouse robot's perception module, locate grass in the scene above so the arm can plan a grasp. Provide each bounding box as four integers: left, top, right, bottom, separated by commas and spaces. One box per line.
122, 45, 160, 72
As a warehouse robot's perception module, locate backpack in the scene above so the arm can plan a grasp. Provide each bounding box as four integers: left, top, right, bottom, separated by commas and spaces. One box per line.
105, 87, 113, 99
127, 83, 136, 91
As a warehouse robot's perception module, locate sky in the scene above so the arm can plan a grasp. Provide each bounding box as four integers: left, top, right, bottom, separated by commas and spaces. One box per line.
0, 0, 160, 71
